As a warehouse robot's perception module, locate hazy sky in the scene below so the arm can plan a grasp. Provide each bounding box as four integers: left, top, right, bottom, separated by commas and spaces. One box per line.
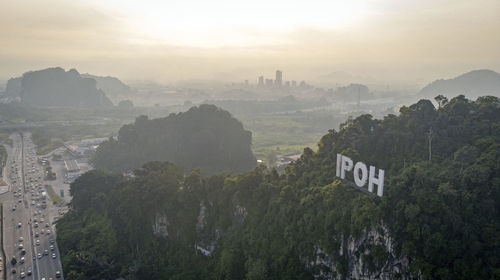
1, 0, 499, 86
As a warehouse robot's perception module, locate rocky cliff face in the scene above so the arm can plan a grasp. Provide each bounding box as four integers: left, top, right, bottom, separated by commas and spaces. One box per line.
152, 213, 170, 238
303, 224, 413, 280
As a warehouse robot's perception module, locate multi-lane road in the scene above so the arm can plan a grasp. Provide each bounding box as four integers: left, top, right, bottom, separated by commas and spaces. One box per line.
1, 133, 64, 280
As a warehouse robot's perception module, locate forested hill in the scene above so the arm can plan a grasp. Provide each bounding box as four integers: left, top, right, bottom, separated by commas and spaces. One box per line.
58, 95, 500, 279
92, 104, 257, 174
5, 67, 113, 107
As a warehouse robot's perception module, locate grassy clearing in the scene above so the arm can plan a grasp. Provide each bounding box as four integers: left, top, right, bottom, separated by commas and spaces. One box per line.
45, 184, 64, 205
240, 112, 339, 162
50, 194, 63, 204
0, 145, 6, 167
36, 139, 64, 155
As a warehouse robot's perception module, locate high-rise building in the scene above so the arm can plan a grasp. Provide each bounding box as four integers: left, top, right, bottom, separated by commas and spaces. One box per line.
265, 78, 273, 88
292, 80, 297, 88
258, 76, 264, 87
275, 70, 282, 87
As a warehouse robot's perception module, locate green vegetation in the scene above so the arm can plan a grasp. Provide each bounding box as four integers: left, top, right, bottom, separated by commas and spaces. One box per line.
0, 133, 9, 142
50, 194, 62, 204
206, 97, 352, 160
32, 123, 119, 155
0, 145, 6, 167
51, 154, 62, 161
44, 166, 56, 180
0, 133, 10, 167
58, 95, 500, 279
3, 138, 13, 147
92, 104, 257, 174
45, 184, 64, 204
6, 67, 112, 107
36, 139, 64, 156
209, 96, 327, 116
241, 110, 351, 161
0, 103, 49, 123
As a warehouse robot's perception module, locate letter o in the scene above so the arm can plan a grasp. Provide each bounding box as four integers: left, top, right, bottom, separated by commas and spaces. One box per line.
353, 162, 368, 187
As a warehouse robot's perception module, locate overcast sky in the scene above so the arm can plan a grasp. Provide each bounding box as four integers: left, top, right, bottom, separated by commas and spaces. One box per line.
1, 0, 499, 86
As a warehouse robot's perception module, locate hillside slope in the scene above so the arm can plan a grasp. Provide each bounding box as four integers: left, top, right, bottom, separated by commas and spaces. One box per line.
92, 104, 257, 174
419, 69, 500, 99
4, 67, 113, 107
58, 95, 500, 279
81, 74, 134, 97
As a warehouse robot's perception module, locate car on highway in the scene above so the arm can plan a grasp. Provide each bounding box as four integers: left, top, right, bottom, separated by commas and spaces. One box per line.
52, 253, 56, 259
36, 239, 40, 246
37, 253, 42, 259
44, 249, 49, 256
56, 271, 61, 278
20, 271, 26, 278
18, 243, 23, 250
18, 236, 23, 242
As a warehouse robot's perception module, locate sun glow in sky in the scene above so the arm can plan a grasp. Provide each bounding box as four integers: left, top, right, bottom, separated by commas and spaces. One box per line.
0, 0, 499, 84
90, 0, 371, 47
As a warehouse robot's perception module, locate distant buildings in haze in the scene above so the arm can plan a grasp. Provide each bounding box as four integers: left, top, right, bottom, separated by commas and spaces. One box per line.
258, 76, 264, 87
255, 70, 304, 90
275, 70, 282, 87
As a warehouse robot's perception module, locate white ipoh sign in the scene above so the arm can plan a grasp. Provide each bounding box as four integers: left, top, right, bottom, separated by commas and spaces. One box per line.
336, 154, 385, 197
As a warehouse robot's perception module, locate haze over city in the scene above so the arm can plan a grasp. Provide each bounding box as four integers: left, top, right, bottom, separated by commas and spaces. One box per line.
1, 0, 500, 279
1, 0, 499, 85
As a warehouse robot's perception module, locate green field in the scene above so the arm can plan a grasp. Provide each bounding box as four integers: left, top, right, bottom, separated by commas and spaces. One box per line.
32, 123, 120, 155
239, 110, 348, 164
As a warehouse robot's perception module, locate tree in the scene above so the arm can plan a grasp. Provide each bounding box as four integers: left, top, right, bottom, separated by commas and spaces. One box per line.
434, 94, 448, 109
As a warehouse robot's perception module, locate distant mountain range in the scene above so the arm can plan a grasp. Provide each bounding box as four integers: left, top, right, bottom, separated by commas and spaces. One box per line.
81, 73, 134, 97
419, 69, 500, 99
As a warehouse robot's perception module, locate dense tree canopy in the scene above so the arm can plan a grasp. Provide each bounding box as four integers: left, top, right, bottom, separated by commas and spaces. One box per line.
92, 104, 257, 174
59, 96, 500, 279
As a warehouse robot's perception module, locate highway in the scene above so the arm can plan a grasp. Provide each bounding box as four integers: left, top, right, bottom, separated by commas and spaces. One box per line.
1, 133, 64, 280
